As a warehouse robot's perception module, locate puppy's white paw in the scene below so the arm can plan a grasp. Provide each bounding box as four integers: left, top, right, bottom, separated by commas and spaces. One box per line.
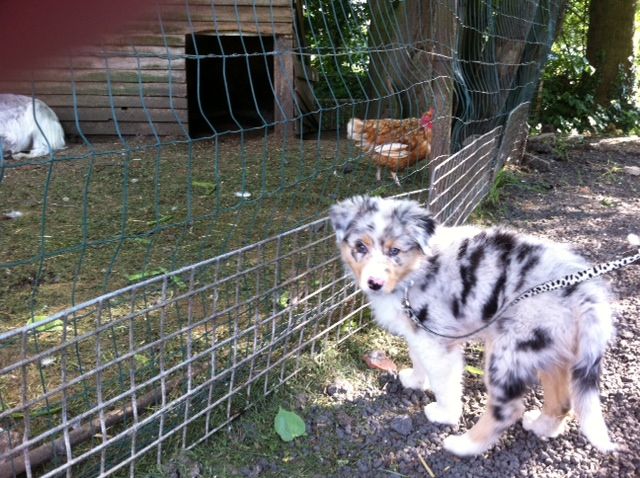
522, 409, 566, 439
580, 414, 618, 453
585, 432, 618, 453
398, 368, 429, 390
424, 402, 460, 425
521, 408, 541, 430
443, 433, 487, 457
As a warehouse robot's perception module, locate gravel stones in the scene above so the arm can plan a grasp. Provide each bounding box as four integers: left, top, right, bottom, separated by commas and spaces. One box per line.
390, 415, 413, 436
325, 378, 355, 399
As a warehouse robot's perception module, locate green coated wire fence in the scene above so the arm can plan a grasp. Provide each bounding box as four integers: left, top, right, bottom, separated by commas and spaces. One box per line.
0, 1, 563, 476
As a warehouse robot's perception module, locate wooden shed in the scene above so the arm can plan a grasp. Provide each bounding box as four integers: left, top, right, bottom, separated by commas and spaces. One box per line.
1, 1, 308, 138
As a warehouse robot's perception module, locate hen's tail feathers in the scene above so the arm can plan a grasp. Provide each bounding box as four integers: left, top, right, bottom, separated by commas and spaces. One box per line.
346, 118, 363, 140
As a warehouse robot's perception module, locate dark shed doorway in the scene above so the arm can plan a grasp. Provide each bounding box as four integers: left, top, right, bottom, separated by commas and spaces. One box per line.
185, 34, 275, 136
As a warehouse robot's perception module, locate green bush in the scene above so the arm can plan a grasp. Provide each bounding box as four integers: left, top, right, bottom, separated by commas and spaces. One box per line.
533, 1, 640, 135
302, 0, 370, 100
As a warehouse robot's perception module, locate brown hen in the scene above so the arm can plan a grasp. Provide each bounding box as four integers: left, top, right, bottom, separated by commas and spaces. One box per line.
346, 108, 434, 186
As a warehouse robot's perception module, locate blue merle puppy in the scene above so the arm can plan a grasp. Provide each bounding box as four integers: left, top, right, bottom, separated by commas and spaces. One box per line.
330, 195, 616, 456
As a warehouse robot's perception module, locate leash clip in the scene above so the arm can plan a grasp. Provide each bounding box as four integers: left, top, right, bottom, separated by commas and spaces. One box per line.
401, 281, 418, 322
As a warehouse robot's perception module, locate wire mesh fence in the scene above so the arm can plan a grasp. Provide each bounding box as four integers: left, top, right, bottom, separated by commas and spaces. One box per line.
1, 217, 371, 477
0, 1, 562, 476
427, 101, 531, 226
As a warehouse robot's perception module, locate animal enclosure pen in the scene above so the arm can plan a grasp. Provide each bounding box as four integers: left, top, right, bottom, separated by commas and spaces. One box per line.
0, 1, 562, 476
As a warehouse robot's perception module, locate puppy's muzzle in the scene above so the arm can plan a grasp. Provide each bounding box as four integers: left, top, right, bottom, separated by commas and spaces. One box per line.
367, 276, 385, 291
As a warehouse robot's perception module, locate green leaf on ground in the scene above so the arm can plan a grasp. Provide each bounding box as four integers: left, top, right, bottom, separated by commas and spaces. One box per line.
127, 268, 186, 289
132, 237, 152, 245
147, 215, 174, 227
135, 354, 150, 367
274, 407, 306, 442
192, 181, 217, 195
126, 268, 168, 283
465, 365, 484, 376
278, 291, 291, 309
169, 275, 188, 290
26, 315, 64, 333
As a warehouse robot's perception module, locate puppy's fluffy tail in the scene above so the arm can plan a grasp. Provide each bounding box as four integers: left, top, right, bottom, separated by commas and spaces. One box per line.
570, 287, 616, 452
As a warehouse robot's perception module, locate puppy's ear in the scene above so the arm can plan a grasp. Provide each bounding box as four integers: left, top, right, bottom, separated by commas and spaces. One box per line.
329, 195, 374, 243
407, 204, 437, 255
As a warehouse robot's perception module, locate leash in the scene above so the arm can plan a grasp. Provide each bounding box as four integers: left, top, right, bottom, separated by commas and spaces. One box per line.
401, 243, 640, 341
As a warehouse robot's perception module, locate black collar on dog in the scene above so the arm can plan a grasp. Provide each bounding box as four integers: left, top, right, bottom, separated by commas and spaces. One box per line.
401, 247, 640, 341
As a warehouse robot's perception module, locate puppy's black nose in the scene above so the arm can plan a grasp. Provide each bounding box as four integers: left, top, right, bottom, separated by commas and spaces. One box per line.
367, 278, 383, 291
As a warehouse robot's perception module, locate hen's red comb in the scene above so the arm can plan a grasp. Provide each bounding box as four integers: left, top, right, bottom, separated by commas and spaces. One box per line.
420, 108, 435, 128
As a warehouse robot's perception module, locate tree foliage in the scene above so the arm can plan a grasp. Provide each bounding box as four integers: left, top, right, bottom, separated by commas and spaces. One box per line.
301, 0, 640, 134
301, 0, 370, 100
535, 0, 640, 134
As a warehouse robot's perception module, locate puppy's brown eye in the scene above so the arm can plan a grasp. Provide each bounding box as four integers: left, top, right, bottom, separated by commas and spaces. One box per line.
355, 241, 368, 254
388, 247, 401, 257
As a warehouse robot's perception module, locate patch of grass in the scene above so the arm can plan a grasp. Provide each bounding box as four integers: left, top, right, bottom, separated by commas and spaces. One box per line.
600, 197, 619, 208
600, 162, 624, 182
0, 136, 431, 328
553, 136, 571, 161
145, 325, 403, 478
472, 166, 550, 222
472, 168, 522, 221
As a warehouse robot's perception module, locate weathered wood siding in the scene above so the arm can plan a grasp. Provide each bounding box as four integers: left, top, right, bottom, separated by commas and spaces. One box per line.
1, 0, 294, 137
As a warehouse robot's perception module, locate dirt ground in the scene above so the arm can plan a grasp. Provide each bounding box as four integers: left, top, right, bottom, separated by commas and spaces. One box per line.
186, 136, 640, 478
474, 136, 640, 476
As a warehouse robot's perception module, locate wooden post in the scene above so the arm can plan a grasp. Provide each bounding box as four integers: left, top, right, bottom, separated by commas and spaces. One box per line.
429, 0, 457, 174
273, 35, 295, 137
